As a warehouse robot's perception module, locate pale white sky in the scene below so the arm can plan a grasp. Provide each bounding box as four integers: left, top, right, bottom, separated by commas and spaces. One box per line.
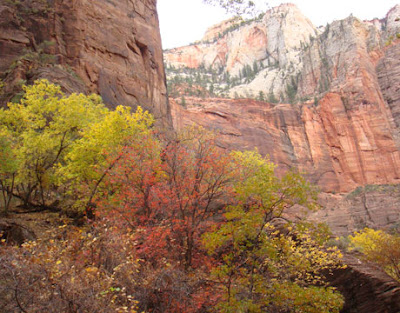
157, 0, 400, 49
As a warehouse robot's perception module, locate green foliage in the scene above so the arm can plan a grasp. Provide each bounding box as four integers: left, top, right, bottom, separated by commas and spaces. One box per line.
314, 96, 319, 106
166, 57, 266, 99
241, 64, 256, 82
346, 184, 400, 200
328, 236, 351, 251
209, 84, 214, 95
203, 0, 256, 15
4, 0, 21, 7
267, 91, 278, 104
1, 41, 60, 105
252, 60, 259, 73
286, 76, 298, 104
257, 90, 265, 101
201, 14, 265, 43
203, 150, 344, 312
5, 0, 53, 16
180, 95, 187, 107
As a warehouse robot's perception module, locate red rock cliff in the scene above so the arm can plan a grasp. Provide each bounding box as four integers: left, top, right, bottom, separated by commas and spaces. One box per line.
0, 0, 171, 128
171, 92, 400, 194
167, 4, 400, 194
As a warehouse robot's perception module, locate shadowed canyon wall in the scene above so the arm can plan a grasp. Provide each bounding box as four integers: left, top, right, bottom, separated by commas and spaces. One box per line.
0, 0, 171, 128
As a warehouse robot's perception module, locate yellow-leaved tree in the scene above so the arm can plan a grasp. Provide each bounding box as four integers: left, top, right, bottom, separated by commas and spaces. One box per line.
203, 150, 344, 312
0, 79, 153, 214
0, 128, 19, 213
349, 228, 400, 281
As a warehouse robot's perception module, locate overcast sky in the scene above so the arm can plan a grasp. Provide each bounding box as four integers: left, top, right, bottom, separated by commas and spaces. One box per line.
157, 0, 400, 49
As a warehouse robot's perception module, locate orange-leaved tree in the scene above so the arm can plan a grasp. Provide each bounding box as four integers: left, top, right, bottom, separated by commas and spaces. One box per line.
159, 126, 235, 269
95, 126, 235, 312
98, 126, 235, 269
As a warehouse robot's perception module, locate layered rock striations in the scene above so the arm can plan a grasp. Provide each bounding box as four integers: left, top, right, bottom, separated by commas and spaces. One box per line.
314, 185, 400, 236
329, 253, 400, 313
165, 4, 400, 103
167, 4, 400, 192
171, 95, 400, 194
168, 4, 400, 235
165, 3, 318, 93
0, 0, 171, 128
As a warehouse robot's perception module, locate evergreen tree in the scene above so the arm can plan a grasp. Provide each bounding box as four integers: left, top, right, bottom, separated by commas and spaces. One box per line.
209, 84, 214, 96
286, 76, 298, 104
253, 60, 259, 74
181, 95, 187, 107
268, 91, 278, 104
258, 91, 265, 101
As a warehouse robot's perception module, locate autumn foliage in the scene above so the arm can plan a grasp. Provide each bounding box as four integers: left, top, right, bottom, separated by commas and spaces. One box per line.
0, 81, 344, 312
349, 228, 400, 282
0, 79, 153, 214
0, 221, 146, 312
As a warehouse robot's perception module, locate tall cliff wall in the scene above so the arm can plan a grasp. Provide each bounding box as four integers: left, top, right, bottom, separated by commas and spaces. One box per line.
171, 93, 400, 194
167, 4, 400, 237
167, 4, 400, 193
0, 0, 171, 128
165, 4, 400, 103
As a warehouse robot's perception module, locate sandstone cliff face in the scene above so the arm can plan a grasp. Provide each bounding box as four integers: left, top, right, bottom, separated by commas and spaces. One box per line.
171, 92, 400, 194
201, 16, 242, 43
313, 186, 400, 236
164, 4, 400, 103
165, 3, 318, 98
0, 0, 171, 128
377, 42, 400, 146
167, 4, 400, 195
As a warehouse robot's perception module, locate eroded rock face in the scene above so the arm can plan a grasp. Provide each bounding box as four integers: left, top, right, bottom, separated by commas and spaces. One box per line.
168, 4, 400, 233
165, 4, 400, 109
312, 186, 400, 236
165, 3, 318, 98
171, 94, 400, 193
377, 42, 400, 146
0, 0, 171, 128
329, 253, 400, 313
